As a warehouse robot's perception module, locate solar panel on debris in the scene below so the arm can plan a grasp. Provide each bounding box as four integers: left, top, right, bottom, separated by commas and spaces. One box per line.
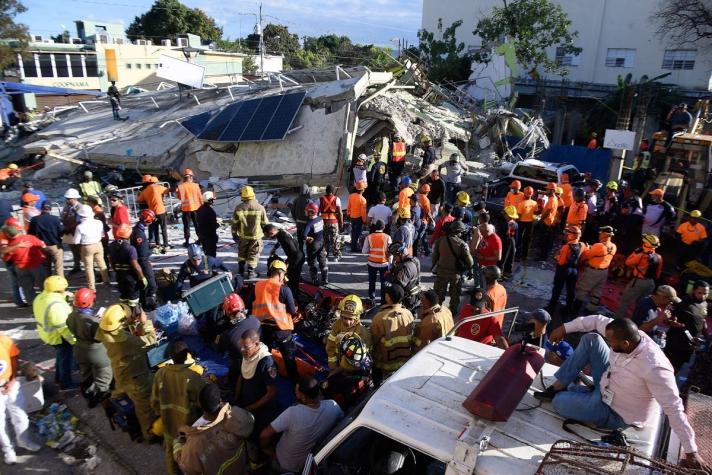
192, 91, 306, 143
179, 111, 213, 136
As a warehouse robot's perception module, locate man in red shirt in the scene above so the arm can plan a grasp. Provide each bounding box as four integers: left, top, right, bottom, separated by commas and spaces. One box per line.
456, 287, 508, 349
108, 192, 130, 239
476, 223, 502, 267
0, 225, 46, 302
429, 203, 454, 246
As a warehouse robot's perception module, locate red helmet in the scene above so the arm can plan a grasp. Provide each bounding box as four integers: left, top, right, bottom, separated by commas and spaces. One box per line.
140, 209, 156, 224
223, 293, 245, 314
305, 202, 319, 215
73, 288, 96, 308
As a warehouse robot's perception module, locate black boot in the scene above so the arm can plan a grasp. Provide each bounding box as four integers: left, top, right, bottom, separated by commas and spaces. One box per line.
245, 267, 257, 280
321, 269, 329, 285
238, 262, 245, 276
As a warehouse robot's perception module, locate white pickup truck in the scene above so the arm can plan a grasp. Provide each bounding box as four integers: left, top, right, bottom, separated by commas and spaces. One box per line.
303, 333, 668, 475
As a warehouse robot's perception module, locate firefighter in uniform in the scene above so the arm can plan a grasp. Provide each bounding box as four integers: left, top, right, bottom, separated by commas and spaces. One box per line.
108, 224, 147, 308
67, 288, 112, 407
176, 244, 230, 292
547, 226, 587, 318
573, 226, 617, 315
176, 169, 203, 247
415, 289, 454, 351
96, 303, 158, 440
616, 234, 663, 319
389, 134, 407, 190
252, 260, 300, 383
318, 185, 343, 260
388, 241, 421, 313
232, 186, 269, 279
264, 223, 304, 297
370, 284, 415, 382
304, 202, 328, 285
131, 209, 157, 309
432, 220, 474, 314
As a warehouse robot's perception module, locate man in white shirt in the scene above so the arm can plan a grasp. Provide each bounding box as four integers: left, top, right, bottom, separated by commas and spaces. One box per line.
260, 377, 343, 473
537, 315, 709, 472
442, 153, 468, 205
367, 192, 392, 230
73, 204, 109, 291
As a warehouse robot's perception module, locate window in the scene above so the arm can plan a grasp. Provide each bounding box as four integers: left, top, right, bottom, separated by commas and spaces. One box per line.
55, 55, 70, 77
70, 55, 84, 77
605, 48, 635, 68
154, 63, 159, 68
125, 63, 132, 69
556, 47, 581, 67
23, 54, 38, 78
662, 49, 696, 70
85, 55, 98, 76
145, 63, 151, 69
38, 53, 54, 77
136, 63, 142, 69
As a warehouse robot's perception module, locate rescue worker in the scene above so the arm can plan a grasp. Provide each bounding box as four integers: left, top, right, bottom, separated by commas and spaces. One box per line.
676, 210, 708, 266
32, 275, 77, 389
419, 135, 436, 173
547, 226, 587, 318
138, 175, 170, 249
217, 293, 261, 388
20, 192, 40, 231
536, 182, 560, 261
151, 341, 206, 475
252, 260, 300, 383
304, 202, 328, 285
370, 284, 414, 381
643, 188, 675, 237
615, 182, 644, 254
264, 223, 304, 296
21, 182, 45, 211
587, 131, 598, 150
196, 191, 219, 257
504, 180, 524, 209
78, 171, 102, 201
176, 244, 229, 292
432, 220, 474, 314
559, 173, 574, 230
456, 286, 509, 349
318, 185, 343, 261
2, 223, 46, 303
290, 184, 311, 252
61, 188, 82, 274
109, 224, 147, 307
67, 288, 112, 407
325, 295, 371, 374
392, 207, 415, 255
565, 187, 588, 232
600, 181, 619, 226
173, 383, 254, 475
176, 169, 203, 247
389, 133, 407, 190
362, 220, 391, 303
515, 186, 538, 260
388, 241, 421, 313
132, 210, 158, 309
366, 159, 387, 207
232, 185, 269, 279
616, 234, 663, 319
501, 206, 518, 277
96, 303, 158, 441
483, 265, 508, 327
0, 163, 21, 190
454, 191, 473, 224
409, 193, 426, 257
415, 289, 454, 351
397, 176, 414, 211
573, 226, 617, 315
346, 183, 367, 253
443, 153, 467, 205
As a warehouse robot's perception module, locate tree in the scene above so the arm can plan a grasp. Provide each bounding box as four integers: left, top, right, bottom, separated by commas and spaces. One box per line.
474, 0, 581, 76
51, 30, 71, 44
245, 24, 300, 55
242, 55, 258, 74
126, 0, 222, 42
652, 0, 712, 45
417, 19, 472, 83
0, 0, 29, 71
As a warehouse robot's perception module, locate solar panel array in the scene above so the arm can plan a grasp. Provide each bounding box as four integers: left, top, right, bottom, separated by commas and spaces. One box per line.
180, 91, 306, 143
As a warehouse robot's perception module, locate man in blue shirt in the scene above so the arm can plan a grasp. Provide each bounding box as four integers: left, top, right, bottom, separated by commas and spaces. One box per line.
304, 203, 328, 285
28, 201, 64, 276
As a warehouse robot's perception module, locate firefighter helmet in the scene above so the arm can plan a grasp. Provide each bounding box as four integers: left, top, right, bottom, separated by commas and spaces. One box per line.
305, 202, 319, 215
223, 293, 246, 314
339, 294, 363, 317
269, 259, 288, 272
241, 186, 255, 200
44, 275, 68, 292
100, 304, 130, 332
503, 205, 519, 219
339, 335, 372, 371
73, 288, 96, 308
456, 191, 470, 205
139, 209, 156, 224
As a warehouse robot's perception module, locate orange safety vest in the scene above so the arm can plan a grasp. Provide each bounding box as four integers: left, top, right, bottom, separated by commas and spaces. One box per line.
542, 195, 559, 226
367, 232, 388, 264
487, 282, 507, 326
398, 188, 413, 211
177, 182, 202, 212
253, 278, 294, 330
319, 195, 338, 222
392, 141, 406, 163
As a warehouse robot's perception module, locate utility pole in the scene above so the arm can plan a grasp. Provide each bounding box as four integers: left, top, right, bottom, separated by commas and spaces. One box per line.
259, 3, 265, 79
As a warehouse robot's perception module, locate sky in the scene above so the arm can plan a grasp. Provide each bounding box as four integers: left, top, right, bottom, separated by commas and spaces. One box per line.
17, 0, 423, 49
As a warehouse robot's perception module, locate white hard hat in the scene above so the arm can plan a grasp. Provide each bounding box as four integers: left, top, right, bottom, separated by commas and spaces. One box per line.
77, 204, 93, 218
64, 188, 81, 199
203, 191, 215, 201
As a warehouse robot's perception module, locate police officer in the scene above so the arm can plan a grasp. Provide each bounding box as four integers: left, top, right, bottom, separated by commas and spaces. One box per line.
388, 241, 421, 313
616, 234, 662, 319
96, 303, 158, 441
304, 202, 328, 286
232, 186, 269, 279
547, 226, 587, 318
176, 244, 230, 292
108, 224, 147, 308
431, 220, 474, 314
131, 210, 158, 309
196, 191, 219, 257
263, 223, 304, 296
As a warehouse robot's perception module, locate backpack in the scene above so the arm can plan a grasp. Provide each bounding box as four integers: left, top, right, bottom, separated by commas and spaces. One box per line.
102, 395, 143, 442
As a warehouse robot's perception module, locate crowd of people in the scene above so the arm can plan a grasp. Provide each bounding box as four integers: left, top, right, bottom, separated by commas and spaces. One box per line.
0, 129, 710, 473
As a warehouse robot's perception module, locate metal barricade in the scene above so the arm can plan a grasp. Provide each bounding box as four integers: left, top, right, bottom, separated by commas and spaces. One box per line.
448, 307, 521, 340
107, 182, 178, 221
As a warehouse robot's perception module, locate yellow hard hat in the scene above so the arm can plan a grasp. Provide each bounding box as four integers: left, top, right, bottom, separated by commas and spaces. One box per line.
503, 205, 519, 219
642, 234, 660, 247
606, 181, 618, 191
241, 186, 255, 200
397, 207, 411, 219
8, 163, 18, 170
269, 259, 288, 272
339, 294, 363, 317
419, 133, 431, 143
456, 191, 470, 205
555, 187, 564, 195
43, 275, 68, 293
150, 418, 164, 437
100, 304, 130, 332
690, 210, 702, 218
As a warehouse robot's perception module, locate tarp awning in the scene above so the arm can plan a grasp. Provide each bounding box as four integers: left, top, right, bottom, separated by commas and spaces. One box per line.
0, 82, 102, 96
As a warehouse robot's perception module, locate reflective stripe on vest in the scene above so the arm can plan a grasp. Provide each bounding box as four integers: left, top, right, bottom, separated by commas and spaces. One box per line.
320, 195, 338, 221
367, 233, 388, 264
178, 183, 201, 211
41, 300, 66, 333
392, 142, 406, 162
253, 279, 294, 330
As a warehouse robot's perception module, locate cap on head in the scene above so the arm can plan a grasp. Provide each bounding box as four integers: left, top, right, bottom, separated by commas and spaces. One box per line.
526, 309, 551, 326
305, 202, 319, 215
598, 225, 615, 236
21, 193, 40, 204
655, 285, 681, 303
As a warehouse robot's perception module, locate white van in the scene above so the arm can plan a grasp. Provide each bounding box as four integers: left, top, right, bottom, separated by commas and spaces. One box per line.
303, 333, 667, 474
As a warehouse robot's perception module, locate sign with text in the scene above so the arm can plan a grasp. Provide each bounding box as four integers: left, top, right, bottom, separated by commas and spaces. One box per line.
603, 129, 636, 151
157, 55, 205, 89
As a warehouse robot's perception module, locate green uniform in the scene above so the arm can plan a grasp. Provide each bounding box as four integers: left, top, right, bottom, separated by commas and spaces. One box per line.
96, 320, 157, 437
79, 180, 103, 200
67, 309, 112, 394
231, 199, 269, 270
151, 363, 205, 475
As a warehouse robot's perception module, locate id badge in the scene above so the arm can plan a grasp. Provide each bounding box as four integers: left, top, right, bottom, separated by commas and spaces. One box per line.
602, 388, 615, 406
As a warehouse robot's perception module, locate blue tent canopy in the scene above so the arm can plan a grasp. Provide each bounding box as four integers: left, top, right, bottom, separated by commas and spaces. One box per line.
0, 81, 102, 96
